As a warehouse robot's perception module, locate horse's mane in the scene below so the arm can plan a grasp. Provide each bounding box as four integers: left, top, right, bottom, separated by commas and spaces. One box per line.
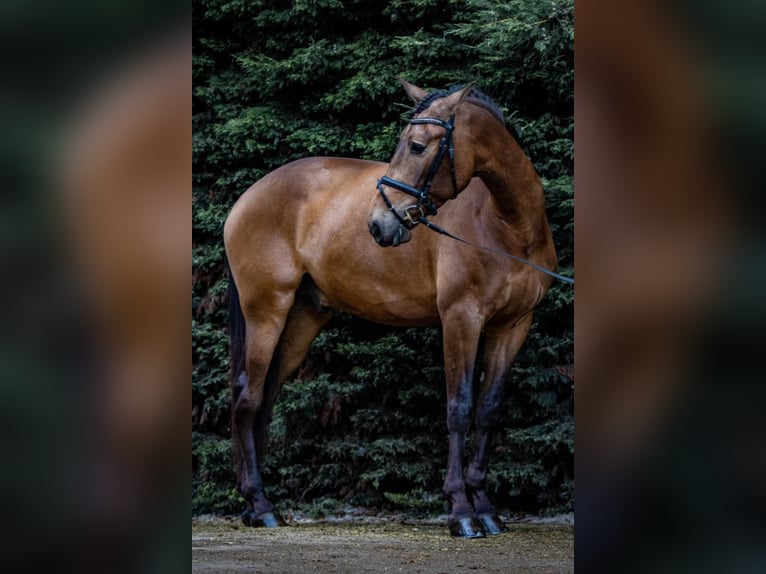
408, 84, 524, 148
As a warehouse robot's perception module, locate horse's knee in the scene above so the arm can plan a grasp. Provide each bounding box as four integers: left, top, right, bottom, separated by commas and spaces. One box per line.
446, 397, 472, 432
446, 379, 473, 431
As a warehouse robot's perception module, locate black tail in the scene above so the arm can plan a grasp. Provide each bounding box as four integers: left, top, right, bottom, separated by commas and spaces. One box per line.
228, 264, 246, 392
227, 263, 246, 483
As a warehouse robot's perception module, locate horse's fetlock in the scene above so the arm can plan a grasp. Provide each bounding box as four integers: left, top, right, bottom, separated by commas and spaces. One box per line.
238, 481, 257, 499
443, 476, 467, 500
464, 467, 485, 491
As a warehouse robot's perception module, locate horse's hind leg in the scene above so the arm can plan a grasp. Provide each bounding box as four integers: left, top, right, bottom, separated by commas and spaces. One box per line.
465, 313, 534, 535
234, 281, 332, 528
233, 301, 293, 527
253, 289, 333, 470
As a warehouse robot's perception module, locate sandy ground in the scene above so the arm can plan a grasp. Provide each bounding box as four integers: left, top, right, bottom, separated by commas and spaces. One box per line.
192, 516, 574, 573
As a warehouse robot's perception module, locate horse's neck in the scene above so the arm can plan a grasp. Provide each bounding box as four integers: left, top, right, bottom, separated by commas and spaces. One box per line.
477, 129, 547, 231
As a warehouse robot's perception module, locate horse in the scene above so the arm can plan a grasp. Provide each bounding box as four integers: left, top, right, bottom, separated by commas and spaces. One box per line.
224, 80, 558, 538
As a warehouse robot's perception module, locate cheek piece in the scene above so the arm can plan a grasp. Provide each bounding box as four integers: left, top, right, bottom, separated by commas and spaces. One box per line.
376, 114, 456, 228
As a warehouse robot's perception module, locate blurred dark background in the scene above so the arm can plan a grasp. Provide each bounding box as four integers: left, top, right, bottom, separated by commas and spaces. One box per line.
0, 0, 764, 572
576, 0, 766, 572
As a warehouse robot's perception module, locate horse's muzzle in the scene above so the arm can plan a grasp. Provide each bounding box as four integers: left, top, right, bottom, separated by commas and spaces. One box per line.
368, 218, 412, 247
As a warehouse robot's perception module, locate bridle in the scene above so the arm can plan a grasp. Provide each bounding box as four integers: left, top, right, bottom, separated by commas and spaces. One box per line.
374, 110, 575, 285
376, 114, 457, 228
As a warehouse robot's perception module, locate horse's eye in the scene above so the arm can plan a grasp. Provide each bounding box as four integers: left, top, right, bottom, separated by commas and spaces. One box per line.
410, 142, 426, 155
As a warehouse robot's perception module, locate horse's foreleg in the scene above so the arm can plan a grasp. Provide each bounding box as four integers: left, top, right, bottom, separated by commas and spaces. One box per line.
441, 307, 484, 538
466, 314, 534, 535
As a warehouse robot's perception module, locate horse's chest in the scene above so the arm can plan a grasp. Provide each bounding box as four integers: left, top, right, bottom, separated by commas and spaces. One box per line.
483, 272, 543, 320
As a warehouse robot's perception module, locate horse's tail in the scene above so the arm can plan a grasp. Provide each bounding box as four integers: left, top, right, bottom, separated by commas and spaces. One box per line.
227, 262, 247, 484
227, 263, 246, 397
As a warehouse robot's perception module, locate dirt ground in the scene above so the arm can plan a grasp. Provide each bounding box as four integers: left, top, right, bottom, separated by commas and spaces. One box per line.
192, 516, 574, 573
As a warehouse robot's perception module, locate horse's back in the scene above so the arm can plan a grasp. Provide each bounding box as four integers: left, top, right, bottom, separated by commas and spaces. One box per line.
226, 157, 381, 236
227, 157, 383, 223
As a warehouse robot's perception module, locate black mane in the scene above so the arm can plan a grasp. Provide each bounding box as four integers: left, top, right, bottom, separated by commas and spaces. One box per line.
408, 84, 523, 147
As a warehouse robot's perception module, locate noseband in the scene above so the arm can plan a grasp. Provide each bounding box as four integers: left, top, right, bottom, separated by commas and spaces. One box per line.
376, 114, 458, 227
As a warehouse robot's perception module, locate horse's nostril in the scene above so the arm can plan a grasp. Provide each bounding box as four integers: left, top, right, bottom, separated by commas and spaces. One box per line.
370, 221, 382, 241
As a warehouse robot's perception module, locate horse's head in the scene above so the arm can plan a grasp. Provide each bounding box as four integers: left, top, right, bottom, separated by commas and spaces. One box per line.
368, 80, 476, 247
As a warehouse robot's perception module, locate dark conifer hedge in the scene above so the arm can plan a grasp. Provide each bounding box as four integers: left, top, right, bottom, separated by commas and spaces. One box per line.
193, 0, 573, 517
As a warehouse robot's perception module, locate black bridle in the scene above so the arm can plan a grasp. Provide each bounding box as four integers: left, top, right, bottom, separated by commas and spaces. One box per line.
376, 114, 458, 228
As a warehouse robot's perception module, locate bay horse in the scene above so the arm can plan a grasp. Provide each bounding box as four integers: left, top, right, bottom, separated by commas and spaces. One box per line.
224, 80, 558, 538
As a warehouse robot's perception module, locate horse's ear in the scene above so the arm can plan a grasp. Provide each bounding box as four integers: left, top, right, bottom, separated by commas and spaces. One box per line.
442, 82, 476, 115
399, 78, 427, 103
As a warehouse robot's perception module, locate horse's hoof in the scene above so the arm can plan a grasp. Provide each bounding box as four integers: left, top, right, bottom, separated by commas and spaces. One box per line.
242, 510, 285, 528
449, 516, 486, 538
476, 513, 508, 535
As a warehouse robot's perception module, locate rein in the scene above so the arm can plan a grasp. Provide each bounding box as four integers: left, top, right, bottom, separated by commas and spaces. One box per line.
418, 217, 575, 285
377, 112, 574, 286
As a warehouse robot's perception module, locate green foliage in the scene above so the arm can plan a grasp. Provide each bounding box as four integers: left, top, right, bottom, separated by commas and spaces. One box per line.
193, 0, 573, 517
192, 432, 240, 513
450, 0, 573, 114
263, 325, 449, 508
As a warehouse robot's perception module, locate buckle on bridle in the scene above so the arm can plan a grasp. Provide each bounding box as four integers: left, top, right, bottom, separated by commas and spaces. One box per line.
402, 204, 426, 226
